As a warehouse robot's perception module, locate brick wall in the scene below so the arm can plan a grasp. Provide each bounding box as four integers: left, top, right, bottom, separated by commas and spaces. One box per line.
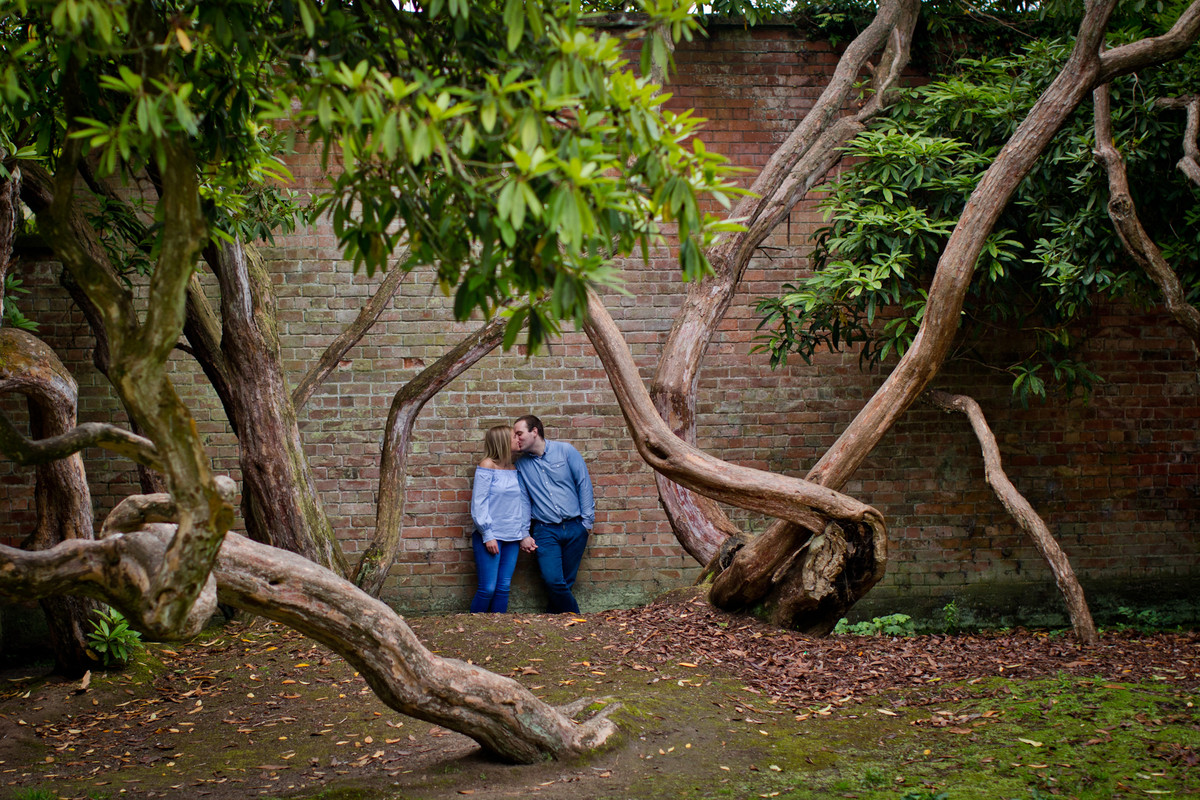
2, 23, 1196, 624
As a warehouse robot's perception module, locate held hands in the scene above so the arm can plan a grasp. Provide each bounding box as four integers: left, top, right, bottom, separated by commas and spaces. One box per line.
484, 539, 500, 555
519, 536, 538, 553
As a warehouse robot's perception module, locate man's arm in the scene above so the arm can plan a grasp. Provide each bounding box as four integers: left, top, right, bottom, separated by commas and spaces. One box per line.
568, 446, 595, 530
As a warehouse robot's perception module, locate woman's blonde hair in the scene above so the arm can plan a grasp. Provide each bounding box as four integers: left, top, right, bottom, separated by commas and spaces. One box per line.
483, 424, 513, 467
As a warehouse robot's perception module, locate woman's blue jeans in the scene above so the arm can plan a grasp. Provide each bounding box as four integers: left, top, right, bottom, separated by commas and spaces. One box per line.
470, 533, 520, 613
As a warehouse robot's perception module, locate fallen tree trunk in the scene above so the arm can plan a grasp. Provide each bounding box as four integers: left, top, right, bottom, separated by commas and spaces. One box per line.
1, 485, 617, 764
926, 391, 1098, 644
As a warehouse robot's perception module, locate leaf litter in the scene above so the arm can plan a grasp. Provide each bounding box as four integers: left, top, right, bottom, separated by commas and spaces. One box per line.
0, 590, 1195, 799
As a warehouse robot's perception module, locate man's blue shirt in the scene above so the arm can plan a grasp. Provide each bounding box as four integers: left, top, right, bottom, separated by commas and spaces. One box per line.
514, 440, 595, 529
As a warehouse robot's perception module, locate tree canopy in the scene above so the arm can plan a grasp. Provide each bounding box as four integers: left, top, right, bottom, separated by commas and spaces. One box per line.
0, 0, 739, 350
756, 0, 1200, 405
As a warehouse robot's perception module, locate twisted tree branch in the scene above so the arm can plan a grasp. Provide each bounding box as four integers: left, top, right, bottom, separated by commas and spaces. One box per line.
1095, 83, 1200, 348
926, 391, 1097, 644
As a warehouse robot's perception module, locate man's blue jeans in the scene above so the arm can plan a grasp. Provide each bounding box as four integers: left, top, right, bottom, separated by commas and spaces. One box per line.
530, 517, 588, 614
469, 533, 520, 613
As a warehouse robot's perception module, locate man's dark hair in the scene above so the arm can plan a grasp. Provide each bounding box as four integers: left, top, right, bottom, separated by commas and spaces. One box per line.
516, 414, 544, 439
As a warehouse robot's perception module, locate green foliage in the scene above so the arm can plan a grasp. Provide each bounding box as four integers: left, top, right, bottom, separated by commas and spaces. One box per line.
941, 600, 961, 633
833, 612, 915, 636
86, 606, 143, 667
900, 791, 949, 800
10, 789, 58, 800
0, 0, 742, 351
3, 273, 37, 330
756, 30, 1200, 402
1115, 605, 1171, 632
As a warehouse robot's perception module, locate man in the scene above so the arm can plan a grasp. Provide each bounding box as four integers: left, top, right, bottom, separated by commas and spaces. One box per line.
512, 414, 594, 614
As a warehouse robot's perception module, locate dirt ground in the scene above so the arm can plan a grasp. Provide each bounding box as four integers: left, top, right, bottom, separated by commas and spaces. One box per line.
1, 592, 1197, 800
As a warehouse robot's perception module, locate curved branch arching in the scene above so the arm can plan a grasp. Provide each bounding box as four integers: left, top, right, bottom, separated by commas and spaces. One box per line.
650, 0, 920, 566
354, 314, 509, 596
926, 391, 1098, 644
585, 288, 887, 630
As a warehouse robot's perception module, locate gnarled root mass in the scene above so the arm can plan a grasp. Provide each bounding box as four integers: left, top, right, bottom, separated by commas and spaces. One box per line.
583, 289, 887, 635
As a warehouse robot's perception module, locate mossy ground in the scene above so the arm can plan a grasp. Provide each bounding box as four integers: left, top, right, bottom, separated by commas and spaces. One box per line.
1, 611, 1195, 800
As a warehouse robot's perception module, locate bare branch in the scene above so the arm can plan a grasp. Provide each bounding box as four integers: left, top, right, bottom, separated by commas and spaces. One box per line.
354, 313, 508, 596
1094, 83, 1200, 347
1096, 0, 1200, 84
1156, 94, 1200, 186
0, 415, 160, 469
926, 391, 1097, 644
293, 258, 410, 410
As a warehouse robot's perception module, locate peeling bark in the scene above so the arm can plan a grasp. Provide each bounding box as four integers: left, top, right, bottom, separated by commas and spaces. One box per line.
354, 315, 508, 597
1096, 85, 1200, 347
926, 391, 1098, 644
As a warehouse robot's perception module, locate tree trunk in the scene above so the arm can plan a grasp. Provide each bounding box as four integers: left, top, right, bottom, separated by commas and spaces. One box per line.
584, 289, 887, 635
354, 315, 508, 596
0, 328, 102, 675
926, 391, 1098, 644
642, 0, 1200, 634
26, 138, 232, 639
204, 240, 349, 575
645, 0, 918, 630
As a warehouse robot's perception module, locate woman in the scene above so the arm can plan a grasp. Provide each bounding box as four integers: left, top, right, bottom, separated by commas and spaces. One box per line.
469, 425, 536, 612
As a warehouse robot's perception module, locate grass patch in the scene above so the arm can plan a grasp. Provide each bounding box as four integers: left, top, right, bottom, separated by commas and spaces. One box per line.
716, 675, 1198, 800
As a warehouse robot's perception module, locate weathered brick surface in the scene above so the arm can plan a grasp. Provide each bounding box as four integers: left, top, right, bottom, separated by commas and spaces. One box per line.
2, 24, 1196, 621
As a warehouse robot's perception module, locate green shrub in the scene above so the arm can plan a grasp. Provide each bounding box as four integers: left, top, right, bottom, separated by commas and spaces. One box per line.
86, 606, 143, 667
834, 613, 915, 637
942, 600, 961, 633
